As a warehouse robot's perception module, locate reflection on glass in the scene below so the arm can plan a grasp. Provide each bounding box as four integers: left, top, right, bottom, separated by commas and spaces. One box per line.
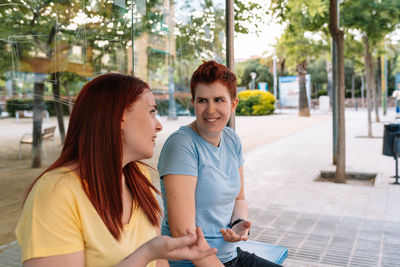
0, 0, 227, 247
0, 0, 226, 97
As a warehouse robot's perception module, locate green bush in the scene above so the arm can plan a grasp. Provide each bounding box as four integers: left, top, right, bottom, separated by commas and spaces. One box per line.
6, 99, 33, 116
6, 98, 70, 117
317, 89, 328, 97
45, 100, 70, 116
155, 98, 169, 116
236, 90, 275, 116
155, 96, 194, 116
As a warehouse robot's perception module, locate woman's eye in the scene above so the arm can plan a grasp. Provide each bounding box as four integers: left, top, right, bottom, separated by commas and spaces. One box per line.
151, 109, 157, 114
198, 99, 206, 103
216, 98, 224, 102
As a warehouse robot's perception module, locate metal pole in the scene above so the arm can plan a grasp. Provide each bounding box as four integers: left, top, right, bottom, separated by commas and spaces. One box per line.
131, 0, 135, 75
332, 39, 338, 165
273, 55, 277, 110
226, 0, 235, 129
167, 0, 177, 120
332, 0, 340, 165
381, 53, 387, 115
168, 66, 177, 119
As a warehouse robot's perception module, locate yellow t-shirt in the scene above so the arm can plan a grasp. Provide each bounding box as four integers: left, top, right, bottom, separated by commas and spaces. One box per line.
15, 166, 157, 267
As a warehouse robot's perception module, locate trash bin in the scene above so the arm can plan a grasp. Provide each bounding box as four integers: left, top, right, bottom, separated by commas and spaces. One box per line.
383, 123, 400, 185
319, 96, 329, 114
383, 124, 400, 157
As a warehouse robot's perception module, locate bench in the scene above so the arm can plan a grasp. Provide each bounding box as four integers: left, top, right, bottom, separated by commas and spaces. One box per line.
235, 240, 288, 265
15, 110, 49, 122
19, 126, 56, 159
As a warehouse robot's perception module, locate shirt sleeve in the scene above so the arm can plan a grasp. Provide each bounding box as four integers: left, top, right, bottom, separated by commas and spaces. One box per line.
16, 172, 84, 261
237, 136, 244, 168
158, 133, 198, 177
229, 127, 244, 168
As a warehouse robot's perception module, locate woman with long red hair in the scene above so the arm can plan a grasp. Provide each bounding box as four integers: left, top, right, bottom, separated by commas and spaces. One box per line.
15, 73, 216, 267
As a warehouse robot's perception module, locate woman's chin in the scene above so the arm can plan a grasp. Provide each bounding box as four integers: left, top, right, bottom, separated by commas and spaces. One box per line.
143, 151, 154, 159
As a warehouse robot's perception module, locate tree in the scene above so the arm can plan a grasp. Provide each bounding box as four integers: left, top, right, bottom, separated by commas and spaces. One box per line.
329, 0, 345, 183
308, 57, 328, 96
275, 27, 326, 116
236, 58, 273, 89
0, 0, 138, 167
342, 0, 400, 137
344, 33, 365, 105
271, 0, 328, 116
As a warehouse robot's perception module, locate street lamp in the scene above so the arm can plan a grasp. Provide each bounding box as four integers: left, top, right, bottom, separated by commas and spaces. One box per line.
250, 72, 257, 89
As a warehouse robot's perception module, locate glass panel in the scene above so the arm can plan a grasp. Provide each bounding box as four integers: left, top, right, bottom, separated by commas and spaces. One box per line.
133, 0, 226, 115
0, 0, 226, 246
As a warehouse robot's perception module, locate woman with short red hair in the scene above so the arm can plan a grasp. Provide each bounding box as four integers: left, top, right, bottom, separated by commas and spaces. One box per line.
158, 61, 281, 267
15, 73, 216, 267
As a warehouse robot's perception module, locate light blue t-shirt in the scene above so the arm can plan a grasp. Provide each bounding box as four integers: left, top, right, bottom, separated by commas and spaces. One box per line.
158, 125, 244, 266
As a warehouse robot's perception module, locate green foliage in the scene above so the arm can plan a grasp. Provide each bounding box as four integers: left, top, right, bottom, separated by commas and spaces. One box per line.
394, 54, 400, 74
6, 98, 70, 117
308, 57, 327, 91
45, 100, 71, 117
236, 90, 275, 116
342, 0, 400, 46
344, 33, 365, 75
271, 0, 328, 32
236, 59, 273, 89
271, 0, 330, 74
276, 26, 327, 72
6, 99, 33, 116
155, 96, 194, 116
318, 89, 328, 97
234, 1, 265, 35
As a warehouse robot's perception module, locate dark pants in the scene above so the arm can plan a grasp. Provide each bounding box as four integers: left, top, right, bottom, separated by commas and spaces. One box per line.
223, 247, 283, 267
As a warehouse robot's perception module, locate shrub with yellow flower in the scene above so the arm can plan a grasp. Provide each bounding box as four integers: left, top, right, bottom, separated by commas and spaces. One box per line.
236, 90, 275, 116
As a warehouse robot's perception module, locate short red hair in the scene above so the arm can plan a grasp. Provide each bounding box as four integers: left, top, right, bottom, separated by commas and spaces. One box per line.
190, 61, 237, 100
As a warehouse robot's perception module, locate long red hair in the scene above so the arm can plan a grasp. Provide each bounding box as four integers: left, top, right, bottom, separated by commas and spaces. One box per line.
25, 73, 161, 240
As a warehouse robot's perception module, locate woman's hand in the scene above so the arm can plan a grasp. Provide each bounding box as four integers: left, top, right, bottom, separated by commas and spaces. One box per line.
148, 227, 217, 261
220, 220, 251, 242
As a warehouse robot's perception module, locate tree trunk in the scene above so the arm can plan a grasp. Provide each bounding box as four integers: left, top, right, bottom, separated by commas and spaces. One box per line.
32, 81, 44, 168
280, 59, 285, 74
364, 36, 373, 138
371, 58, 380, 122
52, 72, 65, 144
326, 57, 333, 106
335, 32, 346, 183
329, 0, 346, 183
297, 61, 310, 117
64, 81, 73, 114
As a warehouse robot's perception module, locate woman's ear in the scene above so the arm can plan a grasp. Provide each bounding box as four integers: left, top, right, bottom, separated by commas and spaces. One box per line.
231, 98, 239, 113
121, 114, 126, 130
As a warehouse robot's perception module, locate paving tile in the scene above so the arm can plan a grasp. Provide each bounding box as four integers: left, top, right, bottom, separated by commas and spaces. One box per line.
2, 110, 400, 266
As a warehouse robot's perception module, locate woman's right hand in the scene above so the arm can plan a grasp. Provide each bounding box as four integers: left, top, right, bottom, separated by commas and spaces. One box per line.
118, 227, 217, 267
147, 227, 217, 261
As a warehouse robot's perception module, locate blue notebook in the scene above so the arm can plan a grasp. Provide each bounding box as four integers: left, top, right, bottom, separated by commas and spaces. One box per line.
235, 240, 288, 265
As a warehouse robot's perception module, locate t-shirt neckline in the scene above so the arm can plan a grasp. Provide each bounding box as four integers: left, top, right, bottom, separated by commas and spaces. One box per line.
182, 125, 224, 151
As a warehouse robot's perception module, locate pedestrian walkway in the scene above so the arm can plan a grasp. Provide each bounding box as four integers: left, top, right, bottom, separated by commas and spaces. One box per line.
1, 108, 399, 266
244, 109, 400, 266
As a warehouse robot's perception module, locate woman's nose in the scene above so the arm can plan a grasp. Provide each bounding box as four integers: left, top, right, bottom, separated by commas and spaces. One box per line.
155, 117, 163, 132
207, 102, 216, 113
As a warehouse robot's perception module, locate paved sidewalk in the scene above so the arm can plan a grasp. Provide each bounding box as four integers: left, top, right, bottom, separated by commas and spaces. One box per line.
1, 108, 399, 266
245, 109, 400, 267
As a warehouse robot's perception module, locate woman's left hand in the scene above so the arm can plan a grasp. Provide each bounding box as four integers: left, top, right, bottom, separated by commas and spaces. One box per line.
220, 220, 251, 242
